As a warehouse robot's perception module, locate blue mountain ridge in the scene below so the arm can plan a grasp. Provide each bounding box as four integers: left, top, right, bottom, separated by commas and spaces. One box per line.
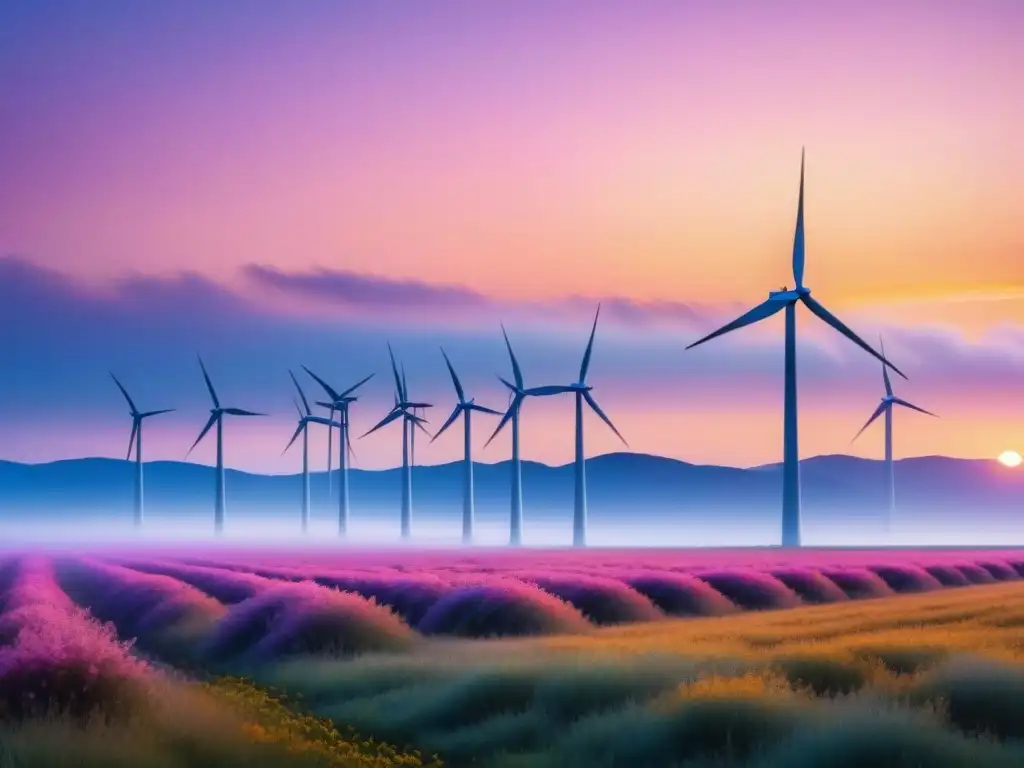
0, 453, 1019, 524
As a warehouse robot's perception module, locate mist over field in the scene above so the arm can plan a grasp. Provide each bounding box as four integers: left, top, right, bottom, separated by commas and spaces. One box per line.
2, 452, 1023, 547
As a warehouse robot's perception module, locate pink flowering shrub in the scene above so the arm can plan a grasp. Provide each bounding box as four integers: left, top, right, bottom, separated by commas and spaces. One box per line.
204, 579, 417, 663
0, 556, 150, 722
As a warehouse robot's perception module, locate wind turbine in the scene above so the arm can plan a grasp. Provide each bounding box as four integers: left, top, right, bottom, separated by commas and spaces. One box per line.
851, 336, 937, 529
430, 348, 502, 544
361, 344, 431, 539
302, 366, 374, 535
284, 371, 344, 534
186, 357, 265, 535
485, 325, 561, 546
530, 306, 628, 547
110, 374, 174, 528
685, 150, 906, 548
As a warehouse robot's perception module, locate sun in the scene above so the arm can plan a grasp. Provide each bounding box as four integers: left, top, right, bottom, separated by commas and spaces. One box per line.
998, 450, 1022, 468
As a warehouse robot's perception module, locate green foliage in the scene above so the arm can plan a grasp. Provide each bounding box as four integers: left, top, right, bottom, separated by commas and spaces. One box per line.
767, 656, 868, 697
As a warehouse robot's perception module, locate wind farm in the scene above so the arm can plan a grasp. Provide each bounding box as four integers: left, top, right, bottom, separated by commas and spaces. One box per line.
21, 154, 1008, 548
2, 2, 1022, 766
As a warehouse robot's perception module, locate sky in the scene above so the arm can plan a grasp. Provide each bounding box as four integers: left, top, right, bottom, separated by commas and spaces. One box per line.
1, 0, 1023, 474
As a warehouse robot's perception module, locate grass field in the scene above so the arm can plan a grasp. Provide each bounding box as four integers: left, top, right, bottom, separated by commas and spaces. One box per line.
7, 548, 1024, 766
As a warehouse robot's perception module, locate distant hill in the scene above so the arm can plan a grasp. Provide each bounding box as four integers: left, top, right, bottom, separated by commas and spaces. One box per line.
0, 453, 1020, 532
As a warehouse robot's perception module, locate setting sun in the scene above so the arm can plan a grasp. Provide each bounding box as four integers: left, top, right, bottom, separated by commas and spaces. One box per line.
998, 450, 1022, 467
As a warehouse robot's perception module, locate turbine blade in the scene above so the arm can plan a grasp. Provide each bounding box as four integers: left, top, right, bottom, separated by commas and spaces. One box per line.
315, 400, 335, 410
346, 424, 357, 463
484, 395, 521, 448
401, 365, 409, 406
386, 342, 405, 402
440, 347, 466, 403
197, 356, 220, 408
408, 415, 432, 438
302, 365, 341, 401
469, 403, 502, 416
879, 335, 893, 397
110, 373, 139, 415
222, 407, 264, 416
801, 295, 907, 379
127, 419, 139, 461
282, 422, 305, 455
289, 370, 312, 415
851, 402, 888, 444
501, 324, 524, 389
360, 408, 402, 438
292, 398, 303, 419
686, 298, 787, 350
405, 402, 433, 409
579, 304, 601, 383
892, 397, 938, 418
340, 373, 375, 398
430, 405, 463, 443
187, 413, 219, 457
582, 390, 628, 446
793, 148, 806, 288
306, 416, 344, 428
139, 408, 175, 419
527, 385, 573, 396
497, 375, 518, 393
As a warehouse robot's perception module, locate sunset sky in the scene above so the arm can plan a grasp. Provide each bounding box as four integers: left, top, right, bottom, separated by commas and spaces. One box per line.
1, 0, 1022, 473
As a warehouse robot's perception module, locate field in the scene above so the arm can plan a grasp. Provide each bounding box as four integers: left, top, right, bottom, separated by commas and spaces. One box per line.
6, 547, 1024, 766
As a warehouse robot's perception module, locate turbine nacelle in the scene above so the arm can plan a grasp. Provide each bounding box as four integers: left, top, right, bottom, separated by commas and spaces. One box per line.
316, 397, 358, 409
767, 289, 803, 302
401, 401, 433, 410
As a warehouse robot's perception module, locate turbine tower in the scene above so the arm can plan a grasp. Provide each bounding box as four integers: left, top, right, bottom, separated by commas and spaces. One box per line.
403, 366, 433, 502
361, 344, 431, 539
851, 336, 938, 529
430, 348, 501, 544
110, 374, 174, 528
685, 150, 905, 548
303, 366, 374, 535
532, 306, 628, 547
186, 357, 265, 535
284, 371, 344, 534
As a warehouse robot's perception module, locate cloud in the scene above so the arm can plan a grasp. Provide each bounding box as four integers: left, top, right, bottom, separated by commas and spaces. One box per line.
244, 264, 488, 309
243, 262, 725, 328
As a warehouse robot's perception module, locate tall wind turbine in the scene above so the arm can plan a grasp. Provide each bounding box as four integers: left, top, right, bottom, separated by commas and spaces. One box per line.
361, 344, 431, 539
851, 336, 937, 528
484, 326, 559, 546
186, 357, 265, 535
531, 306, 628, 547
302, 366, 374, 535
430, 348, 501, 544
284, 371, 344, 534
685, 150, 906, 548
110, 374, 174, 528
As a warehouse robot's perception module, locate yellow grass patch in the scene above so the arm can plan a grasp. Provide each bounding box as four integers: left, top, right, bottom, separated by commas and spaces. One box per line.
530, 582, 1024, 665
202, 677, 444, 767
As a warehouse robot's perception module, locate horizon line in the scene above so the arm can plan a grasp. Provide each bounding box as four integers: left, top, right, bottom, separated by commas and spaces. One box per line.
0, 450, 994, 477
